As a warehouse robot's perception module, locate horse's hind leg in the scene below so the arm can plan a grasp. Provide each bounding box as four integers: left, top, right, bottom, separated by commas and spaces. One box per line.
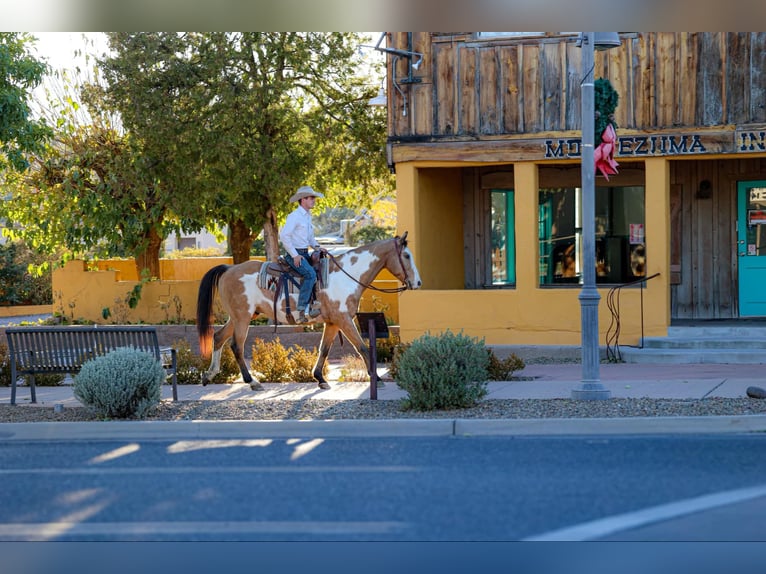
201, 320, 234, 386
232, 316, 262, 391
313, 323, 341, 390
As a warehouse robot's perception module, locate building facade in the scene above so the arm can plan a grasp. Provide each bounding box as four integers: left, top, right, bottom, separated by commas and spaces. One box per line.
383, 32, 766, 346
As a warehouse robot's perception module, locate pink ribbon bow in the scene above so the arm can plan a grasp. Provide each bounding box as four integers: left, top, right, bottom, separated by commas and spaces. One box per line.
594, 123, 619, 180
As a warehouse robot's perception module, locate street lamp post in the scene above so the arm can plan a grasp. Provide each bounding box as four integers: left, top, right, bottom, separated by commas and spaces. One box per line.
572, 32, 619, 401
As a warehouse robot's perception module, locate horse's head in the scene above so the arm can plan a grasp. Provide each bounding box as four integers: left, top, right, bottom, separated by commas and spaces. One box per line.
391, 231, 422, 290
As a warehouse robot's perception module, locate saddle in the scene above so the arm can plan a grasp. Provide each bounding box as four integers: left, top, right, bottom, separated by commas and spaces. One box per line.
258, 252, 329, 327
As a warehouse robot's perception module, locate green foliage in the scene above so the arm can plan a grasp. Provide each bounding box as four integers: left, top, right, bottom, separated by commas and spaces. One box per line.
172, 338, 240, 385
96, 32, 389, 263
249, 337, 322, 382
164, 246, 224, 259
487, 350, 525, 381
0, 241, 53, 305
348, 223, 395, 246
394, 331, 489, 411
0, 33, 52, 173
373, 332, 400, 363
73, 347, 164, 419
0, 341, 11, 386
594, 78, 619, 136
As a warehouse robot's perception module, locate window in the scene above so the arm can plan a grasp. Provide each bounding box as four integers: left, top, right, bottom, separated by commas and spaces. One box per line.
491, 189, 516, 285
538, 185, 645, 285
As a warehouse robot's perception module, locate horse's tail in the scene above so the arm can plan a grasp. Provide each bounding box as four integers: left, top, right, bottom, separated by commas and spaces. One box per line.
197, 264, 229, 358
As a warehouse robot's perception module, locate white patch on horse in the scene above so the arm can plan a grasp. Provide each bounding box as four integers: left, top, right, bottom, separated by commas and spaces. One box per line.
240, 272, 263, 314
325, 250, 377, 312
403, 247, 422, 287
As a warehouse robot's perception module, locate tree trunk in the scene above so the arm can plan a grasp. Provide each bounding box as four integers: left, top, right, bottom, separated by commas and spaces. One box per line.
263, 207, 280, 262
134, 226, 163, 279
229, 218, 256, 264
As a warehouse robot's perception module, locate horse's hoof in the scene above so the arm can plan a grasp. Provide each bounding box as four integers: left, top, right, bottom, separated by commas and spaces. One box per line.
318, 382, 331, 390
201, 378, 209, 387
250, 382, 264, 391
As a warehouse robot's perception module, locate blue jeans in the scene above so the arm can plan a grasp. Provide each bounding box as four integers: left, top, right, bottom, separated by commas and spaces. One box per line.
294, 250, 316, 311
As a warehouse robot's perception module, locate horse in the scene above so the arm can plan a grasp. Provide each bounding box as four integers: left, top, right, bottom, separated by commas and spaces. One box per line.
196, 232, 422, 390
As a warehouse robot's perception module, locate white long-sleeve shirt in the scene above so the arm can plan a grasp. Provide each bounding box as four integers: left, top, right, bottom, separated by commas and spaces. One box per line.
280, 205, 319, 258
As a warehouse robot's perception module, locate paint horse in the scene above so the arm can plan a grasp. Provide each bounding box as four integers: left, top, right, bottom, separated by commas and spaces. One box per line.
196, 232, 422, 390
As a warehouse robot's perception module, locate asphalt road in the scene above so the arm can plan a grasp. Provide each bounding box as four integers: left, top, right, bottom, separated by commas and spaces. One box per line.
1, 434, 766, 543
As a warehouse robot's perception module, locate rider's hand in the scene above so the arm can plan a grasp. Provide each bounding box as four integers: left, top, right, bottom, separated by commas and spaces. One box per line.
293, 255, 302, 267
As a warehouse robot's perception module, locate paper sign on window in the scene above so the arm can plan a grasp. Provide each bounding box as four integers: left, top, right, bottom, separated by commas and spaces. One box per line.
748, 210, 766, 225
629, 223, 645, 245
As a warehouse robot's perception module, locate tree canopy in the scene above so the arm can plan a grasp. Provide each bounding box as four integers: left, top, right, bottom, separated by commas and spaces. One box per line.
2, 32, 391, 278
94, 32, 390, 263
0, 33, 51, 173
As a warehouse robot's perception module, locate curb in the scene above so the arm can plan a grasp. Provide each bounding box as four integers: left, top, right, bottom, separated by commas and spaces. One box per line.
2, 415, 766, 441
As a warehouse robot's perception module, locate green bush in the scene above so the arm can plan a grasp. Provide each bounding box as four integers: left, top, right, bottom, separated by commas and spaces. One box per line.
0, 241, 53, 306
487, 350, 525, 380
73, 347, 164, 419
0, 341, 11, 387
173, 339, 240, 385
394, 330, 489, 411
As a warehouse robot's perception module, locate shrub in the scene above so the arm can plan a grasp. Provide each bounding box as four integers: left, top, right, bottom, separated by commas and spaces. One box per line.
0, 241, 53, 306
73, 347, 164, 419
173, 338, 240, 385
336, 354, 369, 382
0, 341, 11, 387
374, 332, 400, 363
487, 350, 525, 381
288, 345, 320, 382
249, 338, 324, 382
394, 330, 489, 411
250, 337, 292, 382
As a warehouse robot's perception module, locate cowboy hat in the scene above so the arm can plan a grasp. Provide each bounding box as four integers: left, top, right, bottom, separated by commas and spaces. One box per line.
290, 186, 324, 203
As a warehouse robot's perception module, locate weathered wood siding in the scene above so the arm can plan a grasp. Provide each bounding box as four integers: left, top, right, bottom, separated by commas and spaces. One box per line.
670, 158, 766, 319
387, 32, 766, 141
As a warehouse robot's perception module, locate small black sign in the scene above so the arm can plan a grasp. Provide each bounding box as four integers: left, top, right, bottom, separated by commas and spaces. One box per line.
356, 312, 390, 339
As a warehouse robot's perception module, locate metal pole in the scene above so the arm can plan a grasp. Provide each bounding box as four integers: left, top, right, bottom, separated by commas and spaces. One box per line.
572, 32, 611, 400
368, 318, 378, 400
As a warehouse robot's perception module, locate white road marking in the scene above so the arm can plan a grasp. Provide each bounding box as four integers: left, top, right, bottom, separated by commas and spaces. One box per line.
523, 483, 766, 541
0, 465, 419, 475
0, 520, 407, 540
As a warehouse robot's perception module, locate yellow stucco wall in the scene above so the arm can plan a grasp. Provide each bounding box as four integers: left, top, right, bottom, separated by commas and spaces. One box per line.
53, 259, 401, 325
396, 159, 671, 346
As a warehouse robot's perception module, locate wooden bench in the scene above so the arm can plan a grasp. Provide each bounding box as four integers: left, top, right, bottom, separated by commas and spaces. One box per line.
5, 325, 178, 405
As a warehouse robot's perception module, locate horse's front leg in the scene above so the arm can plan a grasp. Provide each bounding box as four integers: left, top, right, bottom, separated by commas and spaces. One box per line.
336, 318, 378, 382
313, 323, 341, 390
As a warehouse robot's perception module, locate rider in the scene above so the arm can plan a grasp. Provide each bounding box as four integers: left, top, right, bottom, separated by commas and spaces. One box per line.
279, 185, 326, 324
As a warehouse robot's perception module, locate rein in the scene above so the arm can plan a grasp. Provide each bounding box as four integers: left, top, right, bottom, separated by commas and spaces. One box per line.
324, 238, 410, 293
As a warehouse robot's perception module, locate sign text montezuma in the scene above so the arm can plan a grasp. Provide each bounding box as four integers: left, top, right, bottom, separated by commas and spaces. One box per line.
544, 134, 707, 159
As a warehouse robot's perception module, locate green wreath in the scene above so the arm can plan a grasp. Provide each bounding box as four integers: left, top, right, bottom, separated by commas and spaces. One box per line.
594, 78, 619, 136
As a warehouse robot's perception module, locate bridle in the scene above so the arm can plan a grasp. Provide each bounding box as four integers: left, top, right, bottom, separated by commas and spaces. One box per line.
324, 237, 411, 293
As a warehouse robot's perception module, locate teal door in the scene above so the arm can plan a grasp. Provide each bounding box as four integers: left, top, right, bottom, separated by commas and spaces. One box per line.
737, 180, 766, 316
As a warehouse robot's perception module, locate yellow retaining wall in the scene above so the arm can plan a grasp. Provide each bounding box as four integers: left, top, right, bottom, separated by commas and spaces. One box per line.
53, 259, 401, 325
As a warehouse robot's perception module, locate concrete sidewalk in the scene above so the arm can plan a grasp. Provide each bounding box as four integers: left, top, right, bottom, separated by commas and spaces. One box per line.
3, 361, 764, 406
3, 362, 766, 440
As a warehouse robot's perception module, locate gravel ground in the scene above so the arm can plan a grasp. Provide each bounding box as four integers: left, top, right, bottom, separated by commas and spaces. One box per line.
2, 396, 766, 423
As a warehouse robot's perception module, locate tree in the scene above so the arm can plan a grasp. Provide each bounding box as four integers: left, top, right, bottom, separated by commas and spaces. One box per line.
95, 32, 390, 263
2, 56, 176, 279
0, 33, 51, 174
